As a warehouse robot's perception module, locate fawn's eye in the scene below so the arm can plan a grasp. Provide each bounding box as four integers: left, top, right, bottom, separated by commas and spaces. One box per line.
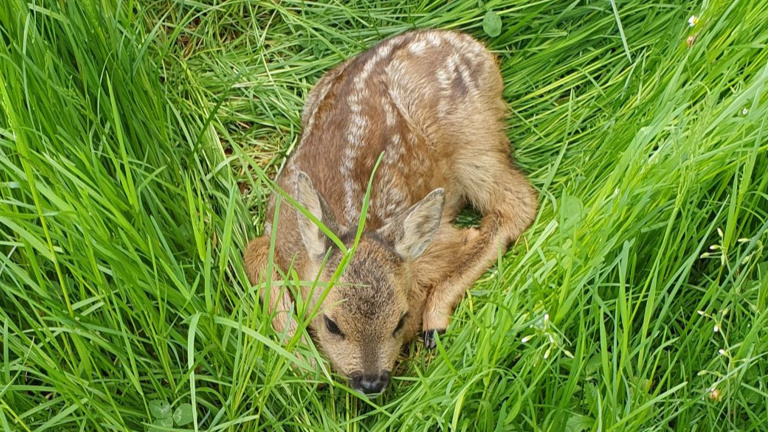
393, 313, 408, 337
324, 316, 344, 337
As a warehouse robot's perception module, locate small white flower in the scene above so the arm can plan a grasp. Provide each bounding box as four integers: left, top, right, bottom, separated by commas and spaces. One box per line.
688, 15, 699, 27
521, 335, 534, 343
718, 349, 727, 356
717, 228, 724, 238
714, 325, 720, 333
742, 108, 749, 115
544, 347, 551, 359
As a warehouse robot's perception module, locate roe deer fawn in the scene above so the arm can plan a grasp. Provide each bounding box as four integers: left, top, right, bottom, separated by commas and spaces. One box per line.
244, 29, 537, 395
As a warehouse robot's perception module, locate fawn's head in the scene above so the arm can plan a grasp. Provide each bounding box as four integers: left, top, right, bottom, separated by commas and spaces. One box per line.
294, 172, 443, 395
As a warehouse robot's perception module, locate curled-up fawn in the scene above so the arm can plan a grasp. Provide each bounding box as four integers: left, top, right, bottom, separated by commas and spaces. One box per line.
244, 29, 537, 395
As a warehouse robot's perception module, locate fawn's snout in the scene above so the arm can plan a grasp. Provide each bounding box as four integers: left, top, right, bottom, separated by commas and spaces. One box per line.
350, 371, 390, 395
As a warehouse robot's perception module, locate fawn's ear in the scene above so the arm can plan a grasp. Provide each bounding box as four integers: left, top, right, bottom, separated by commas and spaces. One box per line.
379, 188, 445, 260
295, 171, 340, 261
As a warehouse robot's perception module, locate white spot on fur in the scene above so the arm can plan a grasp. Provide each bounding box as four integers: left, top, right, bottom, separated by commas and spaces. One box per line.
384, 101, 396, 127
409, 40, 427, 55
383, 134, 404, 166
436, 67, 452, 89
425, 32, 442, 47
435, 56, 457, 116
391, 133, 402, 146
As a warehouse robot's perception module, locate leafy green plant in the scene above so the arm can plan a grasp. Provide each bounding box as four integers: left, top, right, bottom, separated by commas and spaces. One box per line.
482, 11, 502, 37
149, 400, 194, 430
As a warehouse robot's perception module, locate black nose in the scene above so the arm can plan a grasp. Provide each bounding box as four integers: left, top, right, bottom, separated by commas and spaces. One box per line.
351, 372, 390, 395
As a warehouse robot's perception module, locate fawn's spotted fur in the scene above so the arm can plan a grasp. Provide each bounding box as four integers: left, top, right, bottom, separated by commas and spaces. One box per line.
244, 29, 537, 395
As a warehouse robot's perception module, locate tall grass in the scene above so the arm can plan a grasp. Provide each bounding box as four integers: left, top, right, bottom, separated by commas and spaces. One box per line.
1, 0, 766, 430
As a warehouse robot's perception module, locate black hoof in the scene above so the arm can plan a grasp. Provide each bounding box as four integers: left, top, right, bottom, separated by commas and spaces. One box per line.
423, 329, 446, 350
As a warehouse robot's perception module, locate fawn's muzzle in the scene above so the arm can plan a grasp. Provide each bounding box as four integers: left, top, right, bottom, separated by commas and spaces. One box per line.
350, 371, 390, 395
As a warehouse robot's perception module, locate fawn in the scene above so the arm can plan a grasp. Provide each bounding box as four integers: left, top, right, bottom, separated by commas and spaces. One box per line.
244, 29, 537, 395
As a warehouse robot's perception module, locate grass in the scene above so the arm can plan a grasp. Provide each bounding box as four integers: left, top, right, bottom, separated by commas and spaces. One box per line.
1, 0, 767, 430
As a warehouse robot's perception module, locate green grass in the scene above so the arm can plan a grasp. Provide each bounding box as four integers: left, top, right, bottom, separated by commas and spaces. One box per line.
1, 0, 767, 430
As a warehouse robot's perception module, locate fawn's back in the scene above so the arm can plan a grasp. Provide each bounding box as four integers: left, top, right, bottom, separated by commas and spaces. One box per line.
268, 29, 506, 239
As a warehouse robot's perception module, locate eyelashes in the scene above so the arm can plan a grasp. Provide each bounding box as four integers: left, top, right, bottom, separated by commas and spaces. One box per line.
393, 313, 408, 337
324, 315, 345, 337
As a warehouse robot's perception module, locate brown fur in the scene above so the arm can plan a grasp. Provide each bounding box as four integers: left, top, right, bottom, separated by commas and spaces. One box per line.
244, 29, 538, 393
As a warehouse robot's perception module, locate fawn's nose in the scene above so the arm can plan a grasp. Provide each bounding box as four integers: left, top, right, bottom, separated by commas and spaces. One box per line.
351, 371, 390, 395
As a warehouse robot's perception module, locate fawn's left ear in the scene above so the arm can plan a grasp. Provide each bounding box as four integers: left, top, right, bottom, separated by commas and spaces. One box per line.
295, 171, 341, 261
378, 188, 445, 260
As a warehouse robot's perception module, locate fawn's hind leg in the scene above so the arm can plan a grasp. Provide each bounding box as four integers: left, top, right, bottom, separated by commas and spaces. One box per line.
244, 236, 299, 339
421, 149, 538, 346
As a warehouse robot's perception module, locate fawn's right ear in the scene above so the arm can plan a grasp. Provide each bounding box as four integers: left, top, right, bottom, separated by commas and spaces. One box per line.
295, 171, 340, 261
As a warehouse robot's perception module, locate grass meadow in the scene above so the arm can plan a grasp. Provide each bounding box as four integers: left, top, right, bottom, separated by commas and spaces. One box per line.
1, 0, 767, 430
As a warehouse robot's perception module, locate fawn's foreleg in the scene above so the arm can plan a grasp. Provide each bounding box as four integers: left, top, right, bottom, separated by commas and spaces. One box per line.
244, 236, 298, 339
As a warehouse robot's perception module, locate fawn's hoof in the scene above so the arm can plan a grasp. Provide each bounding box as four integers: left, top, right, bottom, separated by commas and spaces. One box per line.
423, 329, 446, 350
